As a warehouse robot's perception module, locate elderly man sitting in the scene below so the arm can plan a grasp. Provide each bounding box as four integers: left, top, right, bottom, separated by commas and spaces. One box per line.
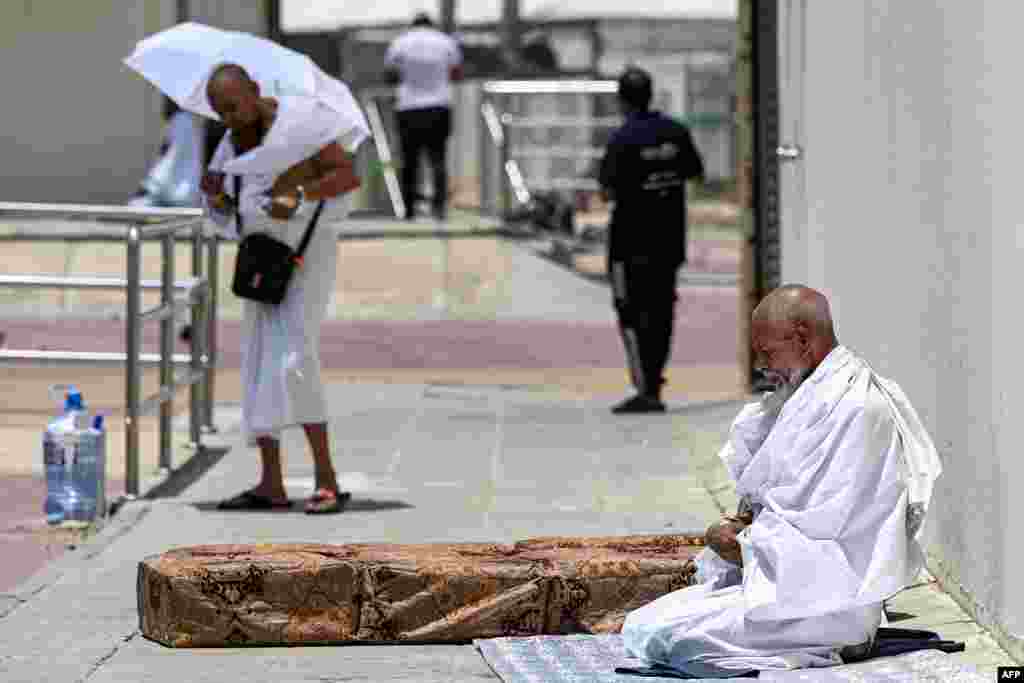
622, 284, 942, 678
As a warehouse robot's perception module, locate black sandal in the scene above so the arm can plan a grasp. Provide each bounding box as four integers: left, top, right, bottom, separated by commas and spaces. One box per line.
217, 489, 292, 510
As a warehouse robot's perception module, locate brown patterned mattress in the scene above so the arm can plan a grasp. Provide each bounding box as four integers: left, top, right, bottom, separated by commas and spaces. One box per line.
137, 534, 704, 647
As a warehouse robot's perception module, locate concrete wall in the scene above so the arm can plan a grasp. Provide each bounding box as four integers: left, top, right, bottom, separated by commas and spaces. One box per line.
188, 0, 268, 35
0, 1, 267, 205
781, 1, 1023, 659
0, 1, 173, 204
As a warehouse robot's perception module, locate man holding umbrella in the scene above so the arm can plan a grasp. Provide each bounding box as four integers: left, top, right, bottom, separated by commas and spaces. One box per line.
125, 25, 371, 514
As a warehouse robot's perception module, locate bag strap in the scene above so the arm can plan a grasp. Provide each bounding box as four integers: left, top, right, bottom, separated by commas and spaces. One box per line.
233, 173, 326, 254
294, 199, 326, 259
233, 175, 244, 235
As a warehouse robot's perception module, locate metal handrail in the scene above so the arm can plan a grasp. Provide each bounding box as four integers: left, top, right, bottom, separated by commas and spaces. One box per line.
0, 203, 217, 500
500, 115, 622, 128
0, 275, 202, 290
482, 80, 619, 95
507, 145, 606, 160
0, 202, 204, 222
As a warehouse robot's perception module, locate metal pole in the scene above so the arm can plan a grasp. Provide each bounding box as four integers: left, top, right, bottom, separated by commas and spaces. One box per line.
500, 96, 511, 217
125, 227, 142, 497
501, 0, 521, 71
159, 234, 175, 472
749, 0, 781, 392
266, 0, 282, 42
440, 0, 456, 34
480, 102, 491, 214
189, 221, 203, 450
203, 229, 219, 432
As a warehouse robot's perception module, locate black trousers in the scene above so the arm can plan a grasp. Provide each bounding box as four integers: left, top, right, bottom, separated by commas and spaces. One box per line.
396, 106, 452, 218
610, 259, 679, 397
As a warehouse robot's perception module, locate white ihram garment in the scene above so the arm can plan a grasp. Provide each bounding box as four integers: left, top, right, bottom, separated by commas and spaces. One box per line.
622, 346, 942, 678
205, 96, 369, 445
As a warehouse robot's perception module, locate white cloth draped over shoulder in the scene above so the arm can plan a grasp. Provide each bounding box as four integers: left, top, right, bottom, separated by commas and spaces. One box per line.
220, 93, 368, 177
622, 346, 942, 678
205, 95, 368, 444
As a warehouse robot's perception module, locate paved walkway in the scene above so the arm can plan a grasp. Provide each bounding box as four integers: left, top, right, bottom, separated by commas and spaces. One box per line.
0, 213, 1015, 680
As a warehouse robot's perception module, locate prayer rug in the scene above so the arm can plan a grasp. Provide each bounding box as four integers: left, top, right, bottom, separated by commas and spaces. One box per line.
474, 634, 736, 682
474, 633, 990, 682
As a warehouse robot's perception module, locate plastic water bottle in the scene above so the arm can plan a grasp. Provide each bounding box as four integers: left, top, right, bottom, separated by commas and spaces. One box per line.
73, 415, 106, 523
43, 431, 66, 525
43, 386, 85, 524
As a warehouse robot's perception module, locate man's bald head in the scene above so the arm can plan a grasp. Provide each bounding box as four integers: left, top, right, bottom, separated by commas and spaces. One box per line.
207, 63, 255, 94
752, 284, 837, 342
206, 63, 261, 131
751, 284, 838, 389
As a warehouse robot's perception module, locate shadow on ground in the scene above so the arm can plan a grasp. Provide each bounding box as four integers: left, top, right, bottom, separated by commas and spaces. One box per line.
189, 498, 415, 514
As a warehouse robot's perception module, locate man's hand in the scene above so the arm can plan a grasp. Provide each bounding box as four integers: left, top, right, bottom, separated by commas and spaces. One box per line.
704, 516, 748, 566
201, 171, 235, 212
303, 143, 361, 200
200, 171, 225, 198
260, 191, 301, 221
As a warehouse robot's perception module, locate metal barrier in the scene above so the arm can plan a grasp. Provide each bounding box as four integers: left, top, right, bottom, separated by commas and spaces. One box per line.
0, 203, 217, 499
362, 95, 407, 219
479, 80, 622, 221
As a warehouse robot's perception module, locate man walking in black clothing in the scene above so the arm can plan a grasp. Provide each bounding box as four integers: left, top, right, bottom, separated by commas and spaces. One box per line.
385, 13, 464, 220
599, 67, 705, 414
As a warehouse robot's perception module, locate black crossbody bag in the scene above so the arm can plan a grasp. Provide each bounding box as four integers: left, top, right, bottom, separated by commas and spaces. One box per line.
230, 176, 326, 305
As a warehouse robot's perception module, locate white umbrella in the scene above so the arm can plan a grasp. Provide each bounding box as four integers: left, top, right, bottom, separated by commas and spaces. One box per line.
124, 22, 354, 123
124, 22, 370, 175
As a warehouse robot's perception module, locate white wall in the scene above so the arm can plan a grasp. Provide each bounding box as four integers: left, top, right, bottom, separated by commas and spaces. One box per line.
784, 1, 1024, 657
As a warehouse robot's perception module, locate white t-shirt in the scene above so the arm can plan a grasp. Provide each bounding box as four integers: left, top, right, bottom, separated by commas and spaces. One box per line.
385, 27, 463, 111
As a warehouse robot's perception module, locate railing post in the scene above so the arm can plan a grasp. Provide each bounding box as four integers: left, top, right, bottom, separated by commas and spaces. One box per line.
159, 233, 174, 473
125, 226, 142, 498
480, 101, 491, 215
203, 226, 218, 433
481, 97, 504, 216
189, 221, 203, 450
499, 96, 511, 217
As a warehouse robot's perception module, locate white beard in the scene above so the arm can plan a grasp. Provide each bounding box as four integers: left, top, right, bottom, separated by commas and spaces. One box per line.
785, 365, 811, 388
761, 366, 810, 410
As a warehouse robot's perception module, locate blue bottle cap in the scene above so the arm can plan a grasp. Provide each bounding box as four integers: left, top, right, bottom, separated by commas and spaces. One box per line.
65, 390, 84, 412
92, 415, 104, 431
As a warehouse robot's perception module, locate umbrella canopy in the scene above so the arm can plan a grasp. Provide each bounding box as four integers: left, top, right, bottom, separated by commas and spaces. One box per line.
123, 22, 348, 122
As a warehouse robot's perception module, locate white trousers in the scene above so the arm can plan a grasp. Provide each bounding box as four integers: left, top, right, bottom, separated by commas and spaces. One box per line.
240, 213, 339, 445
622, 550, 882, 678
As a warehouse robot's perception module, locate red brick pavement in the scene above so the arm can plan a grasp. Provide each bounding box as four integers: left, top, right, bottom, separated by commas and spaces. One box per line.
0, 476, 126, 592
686, 240, 741, 274
2, 288, 740, 370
